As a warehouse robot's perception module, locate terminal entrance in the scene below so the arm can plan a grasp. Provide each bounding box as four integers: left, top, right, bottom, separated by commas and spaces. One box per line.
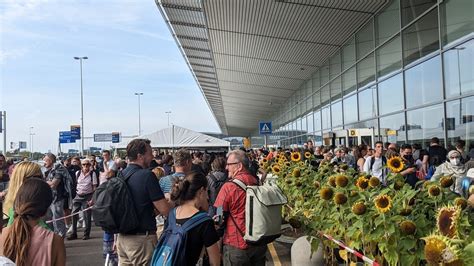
324, 128, 379, 147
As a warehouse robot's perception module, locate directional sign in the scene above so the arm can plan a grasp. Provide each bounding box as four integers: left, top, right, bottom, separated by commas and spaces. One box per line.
59, 131, 76, 144
94, 133, 113, 142
112, 132, 121, 143
259, 122, 272, 135
71, 125, 81, 139
19, 141, 27, 149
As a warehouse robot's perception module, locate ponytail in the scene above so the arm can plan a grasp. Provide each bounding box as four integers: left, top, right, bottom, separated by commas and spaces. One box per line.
170, 172, 208, 205
3, 203, 35, 266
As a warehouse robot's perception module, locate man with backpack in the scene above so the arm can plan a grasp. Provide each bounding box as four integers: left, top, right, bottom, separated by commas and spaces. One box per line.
363, 141, 387, 185
207, 157, 228, 217
116, 139, 170, 265
214, 150, 266, 266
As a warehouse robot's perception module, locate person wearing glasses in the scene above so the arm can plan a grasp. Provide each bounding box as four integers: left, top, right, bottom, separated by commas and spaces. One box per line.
432, 150, 467, 195
67, 158, 97, 240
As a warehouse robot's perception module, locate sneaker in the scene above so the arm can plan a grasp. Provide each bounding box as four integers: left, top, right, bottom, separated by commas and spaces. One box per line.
81, 221, 86, 228
82, 235, 90, 240
66, 226, 74, 235
67, 234, 78, 241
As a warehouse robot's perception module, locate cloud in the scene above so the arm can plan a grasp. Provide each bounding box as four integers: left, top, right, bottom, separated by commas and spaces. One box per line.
0, 48, 30, 63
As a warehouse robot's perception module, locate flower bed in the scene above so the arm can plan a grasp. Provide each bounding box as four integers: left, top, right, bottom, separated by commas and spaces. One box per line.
262, 153, 474, 265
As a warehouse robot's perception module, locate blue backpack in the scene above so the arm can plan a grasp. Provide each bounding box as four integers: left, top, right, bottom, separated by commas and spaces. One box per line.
151, 208, 211, 266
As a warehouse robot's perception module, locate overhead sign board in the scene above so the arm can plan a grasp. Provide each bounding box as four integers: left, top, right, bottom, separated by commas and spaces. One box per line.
112, 132, 121, 143
94, 133, 113, 142
71, 125, 81, 139
19, 141, 27, 149
259, 122, 272, 135
59, 131, 76, 144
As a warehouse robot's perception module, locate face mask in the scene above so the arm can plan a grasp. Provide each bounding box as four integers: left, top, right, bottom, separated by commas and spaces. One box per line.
450, 158, 460, 166
403, 155, 413, 161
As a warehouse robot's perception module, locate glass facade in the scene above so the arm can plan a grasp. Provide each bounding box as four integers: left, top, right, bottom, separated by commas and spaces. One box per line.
272, 0, 473, 150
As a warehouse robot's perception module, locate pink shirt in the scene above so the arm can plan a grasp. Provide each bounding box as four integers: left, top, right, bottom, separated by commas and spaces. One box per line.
76, 170, 98, 195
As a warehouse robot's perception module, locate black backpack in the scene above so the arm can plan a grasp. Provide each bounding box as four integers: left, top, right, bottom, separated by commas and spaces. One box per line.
92, 169, 139, 234
208, 172, 227, 204
370, 156, 387, 170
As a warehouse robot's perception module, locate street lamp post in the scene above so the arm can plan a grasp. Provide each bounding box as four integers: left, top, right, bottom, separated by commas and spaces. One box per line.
29, 126, 34, 159
165, 111, 171, 127
74, 56, 88, 156
135, 92, 144, 136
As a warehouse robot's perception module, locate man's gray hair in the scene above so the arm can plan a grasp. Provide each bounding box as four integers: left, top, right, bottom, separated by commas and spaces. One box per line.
174, 148, 192, 167
227, 150, 250, 170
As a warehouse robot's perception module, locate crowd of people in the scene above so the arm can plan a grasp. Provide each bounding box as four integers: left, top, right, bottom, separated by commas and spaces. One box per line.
0, 136, 472, 265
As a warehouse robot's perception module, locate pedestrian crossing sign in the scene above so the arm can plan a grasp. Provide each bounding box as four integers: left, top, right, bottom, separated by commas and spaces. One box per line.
259, 122, 272, 135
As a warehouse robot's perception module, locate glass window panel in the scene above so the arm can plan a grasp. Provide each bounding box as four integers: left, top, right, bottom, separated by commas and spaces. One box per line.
376, 0, 400, 45
305, 98, 312, 114
376, 35, 402, 79
401, 0, 437, 27
314, 111, 322, 131
356, 20, 374, 59
321, 85, 330, 105
359, 86, 378, 120
446, 96, 474, 149
312, 71, 320, 91
357, 53, 375, 88
306, 80, 312, 98
342, 67, 357, 96
331, 101, 343, 127
403, 9, 440, 66
314, 131, 323, 146
307, 112, 314, 133
379, 112, 407, 145
342, 37, 356, 70
321, 63, 330, 85
441, 0, 474, 46
343, 94, 358, 124
330, 51, 341, 79
405, 56, 442, 108
443, 40, 474, 98
406, 104, 444, 148
330, 77, 342, 101
313, 90, 321, 109
301, 116, 307, 133
378, 73, 404, 115
321, 106, 331, 129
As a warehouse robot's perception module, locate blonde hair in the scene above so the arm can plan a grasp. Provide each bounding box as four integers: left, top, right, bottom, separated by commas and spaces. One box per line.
152, 167, 165, 180
3, 162, 43, 214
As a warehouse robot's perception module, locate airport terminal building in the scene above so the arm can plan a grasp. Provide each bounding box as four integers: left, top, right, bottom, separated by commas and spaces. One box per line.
157, 0, 473, 149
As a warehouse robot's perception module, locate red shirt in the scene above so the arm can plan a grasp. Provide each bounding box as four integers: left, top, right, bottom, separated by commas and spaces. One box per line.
214, 171, 258, 250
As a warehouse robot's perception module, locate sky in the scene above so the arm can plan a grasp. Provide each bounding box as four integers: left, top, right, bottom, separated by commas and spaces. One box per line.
0, 0, 220, 153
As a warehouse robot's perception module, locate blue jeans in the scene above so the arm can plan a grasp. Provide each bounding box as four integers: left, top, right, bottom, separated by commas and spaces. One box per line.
47, 199, 66, 237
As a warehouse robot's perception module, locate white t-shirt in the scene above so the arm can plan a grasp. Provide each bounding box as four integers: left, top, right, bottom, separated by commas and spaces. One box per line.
363, 156, 385, 181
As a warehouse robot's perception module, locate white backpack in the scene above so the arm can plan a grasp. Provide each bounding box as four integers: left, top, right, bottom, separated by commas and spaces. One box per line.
231, 179, 288, 245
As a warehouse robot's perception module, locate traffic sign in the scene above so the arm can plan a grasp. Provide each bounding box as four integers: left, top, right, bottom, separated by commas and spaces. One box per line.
259, 122, 272, 135
71, 125, 81, 139
112, 132, 121, 143
94, 133, 113, 142
59, 131, 76, 144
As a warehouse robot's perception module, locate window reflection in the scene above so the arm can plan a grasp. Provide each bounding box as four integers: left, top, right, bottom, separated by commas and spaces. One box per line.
321, 106, 331, 129
405, 56, 442, 108
401, 0, 437, 27
313, 90, 321, 110
314, 111, 321, 131
403, 9, 439, 66
357, 53, 375, 88
321, 64, 330, 85
359, 86, 378, 120
342, 67, 357, 96
376, 35, 402, 79
379, 112, 407, 145
331, 101, 343, 127
357, 20, 375, 59
446, 97, 474, 148
406, 104, 444, 148
321, 85, 330, 106
330, 77, 342, 101
343, 94, 358, 124
307, 112, 314, 133
443, 40, 474, 98
376, 0, 400, 45
440, 0, 474, 46
330, 52, 341, 79
378, 73, 403, 115
342, 37, 356, 70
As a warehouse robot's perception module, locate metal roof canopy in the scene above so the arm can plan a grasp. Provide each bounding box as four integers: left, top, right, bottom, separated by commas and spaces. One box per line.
157, 0, 389, 136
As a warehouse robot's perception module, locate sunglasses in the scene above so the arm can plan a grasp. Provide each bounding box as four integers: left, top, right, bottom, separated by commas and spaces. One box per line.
82, 163, 91, 166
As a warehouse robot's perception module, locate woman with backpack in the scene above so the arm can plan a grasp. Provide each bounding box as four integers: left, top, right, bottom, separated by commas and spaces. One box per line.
207, 157, 228, 217
152, 172, 221, 266
0, 178, 66, 266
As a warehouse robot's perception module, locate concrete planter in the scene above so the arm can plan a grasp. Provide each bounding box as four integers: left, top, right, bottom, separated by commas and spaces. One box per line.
290, 236, 324, 266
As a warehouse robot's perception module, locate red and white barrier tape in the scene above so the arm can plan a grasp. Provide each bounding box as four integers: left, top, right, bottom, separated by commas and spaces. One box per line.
46, 205, 94, 224
319, 232, 380, 266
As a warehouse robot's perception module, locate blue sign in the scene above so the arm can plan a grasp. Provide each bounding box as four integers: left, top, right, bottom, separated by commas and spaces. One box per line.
71, 125, 81, 139
112, 132, 121, 143
259, 122, 272, 135
59, 131, 76, 144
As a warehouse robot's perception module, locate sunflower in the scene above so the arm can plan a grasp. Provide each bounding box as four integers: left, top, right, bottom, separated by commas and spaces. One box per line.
291, 152, 301, 162
394, 179, 405, 190
428, 185, 441, 197
339, 163, 349, 170
299, 161, 306, 167
440, 176, 454, 188
295, 181, 303, 187
259, 162, 265, 168
320, 187, 334, 200
387, 156, 404, 173
285, 161, 291, 167
271, 165, 281, 174
400, 220, 416, 235
313, 181, 320, 189
334, 192, 348, 205
304, 151, 312, 159
437, 205, 461, 238
454, 198, 467, 210
369, 177, 380, 188
328, 176, 337, 187
399, 207, 412, 216
374, 194, 392, 213
422, 234, 461, 264
335, 174, 349, 187
285, 179, 292, 184
352, 202, 366, 215
292, 168, 301, 178
356, 176, 369, 190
